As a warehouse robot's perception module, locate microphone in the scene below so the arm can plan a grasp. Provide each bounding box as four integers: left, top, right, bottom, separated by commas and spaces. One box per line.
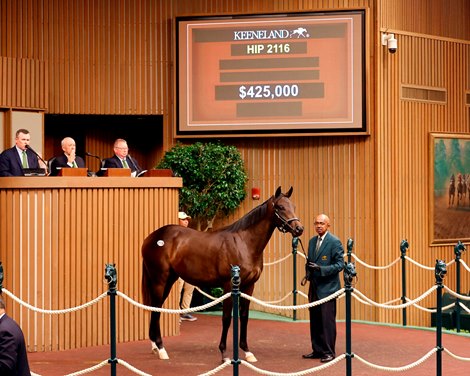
127, 154, 137, 171
127, 155, 146, 177
85, 152, 103, 176
85, 151, 102, 162
25, 145, 48, 173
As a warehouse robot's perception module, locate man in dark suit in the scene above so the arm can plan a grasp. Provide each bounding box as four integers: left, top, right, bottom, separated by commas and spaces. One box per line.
0, 295, 31, 375
102, 138, 143, 177
0, 129, 40, 176
49, 137, 86, 176
302, 213, 344, 363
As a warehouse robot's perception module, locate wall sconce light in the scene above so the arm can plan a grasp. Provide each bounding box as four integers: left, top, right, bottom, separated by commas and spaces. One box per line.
251, 187, 260, 200
381, 32, 397, 54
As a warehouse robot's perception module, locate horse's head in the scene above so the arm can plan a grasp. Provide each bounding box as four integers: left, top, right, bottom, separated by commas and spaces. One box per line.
272, 186, 304, 237
434, 259, 447, 283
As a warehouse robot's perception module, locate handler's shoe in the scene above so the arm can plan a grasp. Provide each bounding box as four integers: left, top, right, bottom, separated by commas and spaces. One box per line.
180, 313, 197, 322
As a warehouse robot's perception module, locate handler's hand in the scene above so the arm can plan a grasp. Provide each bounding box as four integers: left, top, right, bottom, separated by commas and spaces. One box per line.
308, 262, 320, 271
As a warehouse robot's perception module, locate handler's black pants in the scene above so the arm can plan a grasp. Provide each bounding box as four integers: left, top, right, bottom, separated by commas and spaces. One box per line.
308, 285, 337, 357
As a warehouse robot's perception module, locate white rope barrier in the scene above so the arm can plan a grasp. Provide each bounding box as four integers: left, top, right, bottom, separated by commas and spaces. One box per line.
459, 302, 470, 314
350, 254, 400, 270
443, 348, 470, 362
64, 360, 110, 376
241, 289, 345, 311
197, 359, 232, 376
297, 290, 309, 299
238, 354, 346, 375
117, 359, 152, 376
264, 252, 293, 266
403, 298, 455, 313
352, 286, 438, 309
116, 290, 230, 313
4, 245, 470, 376
1, 288, 108, 314
354, 348, 437, 372
403, 256, 435, 270
460, 259, 470, 273
253, 291, 294, 304
444, 286, 470, 301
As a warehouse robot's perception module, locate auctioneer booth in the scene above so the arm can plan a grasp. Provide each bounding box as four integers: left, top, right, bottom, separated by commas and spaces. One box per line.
0, 175, 182, 351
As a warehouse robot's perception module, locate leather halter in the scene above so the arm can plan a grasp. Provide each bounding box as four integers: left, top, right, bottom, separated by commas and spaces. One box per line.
274, 208, 299, 233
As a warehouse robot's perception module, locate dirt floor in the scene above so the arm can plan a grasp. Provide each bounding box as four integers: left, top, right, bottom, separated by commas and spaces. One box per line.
28, 313, 470, 376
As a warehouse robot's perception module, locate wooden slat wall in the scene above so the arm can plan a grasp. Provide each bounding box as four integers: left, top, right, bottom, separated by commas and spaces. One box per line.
376, 31, 470, 326
379, 0, 470, 40
0, 0, 469, 339
0, 56, 47, 109
0, 178, 181, 351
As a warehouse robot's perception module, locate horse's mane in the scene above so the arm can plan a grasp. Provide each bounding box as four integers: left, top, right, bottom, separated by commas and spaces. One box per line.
220, 196, 273, 233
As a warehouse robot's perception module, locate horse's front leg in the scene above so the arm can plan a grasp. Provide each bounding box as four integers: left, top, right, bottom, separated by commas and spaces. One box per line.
218, 297, 233, 362
239, 286, 257, 362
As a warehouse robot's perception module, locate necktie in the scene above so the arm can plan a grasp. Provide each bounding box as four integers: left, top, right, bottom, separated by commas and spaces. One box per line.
122, 159, 129, 168
22, 150, 29, 168
315, 237, 322, 255
72, 160, 77, 168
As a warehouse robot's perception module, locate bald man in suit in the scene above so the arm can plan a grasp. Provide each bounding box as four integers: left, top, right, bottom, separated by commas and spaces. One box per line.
0, 295, 31, 375
302, 213, 344, 363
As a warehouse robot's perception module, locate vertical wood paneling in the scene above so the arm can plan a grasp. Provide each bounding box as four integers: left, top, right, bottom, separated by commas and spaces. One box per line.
377, 32, 470, 326
380, 0, 470, 41
0, 57, 47, 109
0, 178, 181, 351
0, 0, 468, 345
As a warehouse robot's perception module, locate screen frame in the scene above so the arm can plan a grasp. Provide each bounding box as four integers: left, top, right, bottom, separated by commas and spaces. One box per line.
175, 9, 368, 138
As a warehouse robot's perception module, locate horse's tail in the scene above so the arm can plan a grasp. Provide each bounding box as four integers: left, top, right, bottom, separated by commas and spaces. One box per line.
141, 260, 152, 306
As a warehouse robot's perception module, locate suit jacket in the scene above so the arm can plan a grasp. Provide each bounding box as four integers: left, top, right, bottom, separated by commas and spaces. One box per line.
307, 232, 344, 299
103, 154, 142, 174
0, 314, 31, 376
0, 147, 40, 177
49, 154, 86, 176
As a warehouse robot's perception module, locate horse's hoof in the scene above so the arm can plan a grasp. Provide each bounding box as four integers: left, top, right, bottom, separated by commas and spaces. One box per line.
151, 344, 169, 360
245, 351, 257, 363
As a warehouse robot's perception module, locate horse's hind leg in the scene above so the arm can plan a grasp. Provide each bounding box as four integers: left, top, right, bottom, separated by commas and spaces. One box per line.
239, 285, 257, 363
147, 273, 179, 360
149, 311, 169, 359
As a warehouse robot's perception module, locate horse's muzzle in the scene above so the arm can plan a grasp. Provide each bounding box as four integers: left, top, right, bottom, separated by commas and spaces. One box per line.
293, 225, 304, 237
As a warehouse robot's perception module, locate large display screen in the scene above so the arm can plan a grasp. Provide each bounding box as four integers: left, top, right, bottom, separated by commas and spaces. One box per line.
176, 10, 366, 137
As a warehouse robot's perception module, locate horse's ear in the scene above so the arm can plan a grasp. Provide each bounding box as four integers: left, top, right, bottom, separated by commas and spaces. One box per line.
285, 186, 293, 198
275, 186, 282, 198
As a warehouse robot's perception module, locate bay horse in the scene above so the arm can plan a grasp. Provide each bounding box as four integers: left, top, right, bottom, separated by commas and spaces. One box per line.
448, 175, 455, 207
141, 186, 304, 362
457, 173, 464, 206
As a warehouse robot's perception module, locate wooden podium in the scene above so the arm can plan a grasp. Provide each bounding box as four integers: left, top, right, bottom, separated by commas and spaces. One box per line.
102, 168, 131, 177
57, 167, 88, 176
0, 175, 183, 351
146, 169, 173, 177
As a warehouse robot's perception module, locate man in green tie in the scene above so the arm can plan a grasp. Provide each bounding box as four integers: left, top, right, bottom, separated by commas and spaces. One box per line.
102, 138, 144, 177
49, 137, 86, 176
0, 129, 40, 176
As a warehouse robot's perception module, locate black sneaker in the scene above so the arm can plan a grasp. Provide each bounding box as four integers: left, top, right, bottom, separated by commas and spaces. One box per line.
180, 313, 197, 322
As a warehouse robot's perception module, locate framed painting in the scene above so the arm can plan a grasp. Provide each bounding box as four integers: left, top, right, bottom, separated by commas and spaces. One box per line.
430, 133, 470, 245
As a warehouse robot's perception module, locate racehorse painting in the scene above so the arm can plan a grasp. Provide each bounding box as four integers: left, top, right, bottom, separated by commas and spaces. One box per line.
141, 186, 304, 362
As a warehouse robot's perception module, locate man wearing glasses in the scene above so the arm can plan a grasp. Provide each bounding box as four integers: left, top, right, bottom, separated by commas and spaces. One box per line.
103, 138, 143, 177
